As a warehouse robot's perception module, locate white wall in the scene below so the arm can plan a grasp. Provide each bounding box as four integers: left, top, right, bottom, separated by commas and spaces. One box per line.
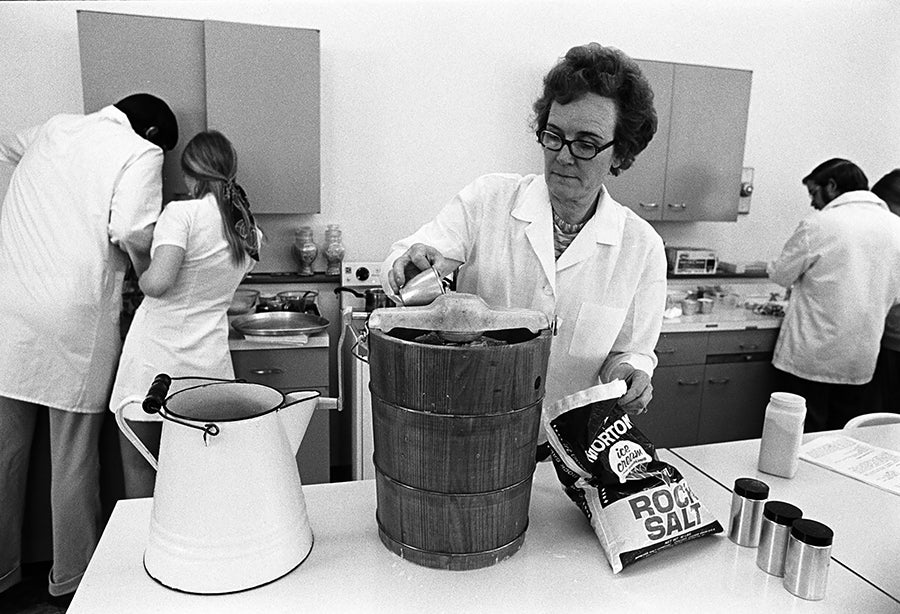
2, 0, 898, 272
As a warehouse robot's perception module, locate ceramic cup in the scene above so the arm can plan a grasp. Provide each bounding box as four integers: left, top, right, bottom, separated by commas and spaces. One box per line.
698, 298, 714, 314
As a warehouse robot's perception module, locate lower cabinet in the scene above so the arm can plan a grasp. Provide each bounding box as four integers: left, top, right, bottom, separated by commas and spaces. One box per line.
698, 360, 776, 444
633, 365, 703, 448
634, 329, 779, 448
231, 347, 332, 484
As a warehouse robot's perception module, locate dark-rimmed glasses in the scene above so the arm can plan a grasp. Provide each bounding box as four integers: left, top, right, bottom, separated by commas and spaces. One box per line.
538, 130, 615, 160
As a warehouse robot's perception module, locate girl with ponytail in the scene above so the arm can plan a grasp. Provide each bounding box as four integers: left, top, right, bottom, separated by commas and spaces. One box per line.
109, 130, 263, 498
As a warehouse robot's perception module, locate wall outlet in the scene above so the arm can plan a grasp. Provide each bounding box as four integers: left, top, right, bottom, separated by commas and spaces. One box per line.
738, 167, 754, 215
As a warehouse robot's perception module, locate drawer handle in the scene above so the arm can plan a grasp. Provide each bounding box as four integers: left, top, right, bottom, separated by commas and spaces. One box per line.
250, 368, 284, 376
707, 378, 730, 385
639, 202, 659, 209
677, 379, 701, 386
657, 348, 677, 354
738, 343, 760, 350
666, 203, 687, 210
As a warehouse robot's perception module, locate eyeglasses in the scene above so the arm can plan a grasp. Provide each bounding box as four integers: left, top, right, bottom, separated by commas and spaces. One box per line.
538, 130, 615, 160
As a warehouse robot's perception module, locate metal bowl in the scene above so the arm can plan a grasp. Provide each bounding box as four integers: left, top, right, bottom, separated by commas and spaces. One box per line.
231, 311, 329, 336
228, 289, 260, 316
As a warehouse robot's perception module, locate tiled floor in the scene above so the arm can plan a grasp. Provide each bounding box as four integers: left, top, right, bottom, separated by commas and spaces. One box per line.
0, 564, 68, 614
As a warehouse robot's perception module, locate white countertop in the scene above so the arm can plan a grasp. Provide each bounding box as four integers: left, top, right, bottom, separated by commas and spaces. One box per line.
228, 330, 329, 351
661, 305, 782, 333
671, 423, 900, 602
69, 444, 897, 613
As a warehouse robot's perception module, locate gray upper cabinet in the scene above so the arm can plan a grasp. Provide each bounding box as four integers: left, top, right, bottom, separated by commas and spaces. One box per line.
77, 12, 206, 204
205, 21, 320, 214
608, 60, 752, 222
77, 11, 320, 213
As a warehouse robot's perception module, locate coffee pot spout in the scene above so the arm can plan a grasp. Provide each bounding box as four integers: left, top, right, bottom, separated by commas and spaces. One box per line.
280, 391, 320, 455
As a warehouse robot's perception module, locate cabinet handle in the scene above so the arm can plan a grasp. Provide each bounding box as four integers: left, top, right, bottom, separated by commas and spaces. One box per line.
657, 348, 677, 354
250, 368, 285, 376
639, 202, 659, 209
707, 377, 730, 385
738, 343, 759, 350
677, 379, 701, 386
666, 203, 687, 210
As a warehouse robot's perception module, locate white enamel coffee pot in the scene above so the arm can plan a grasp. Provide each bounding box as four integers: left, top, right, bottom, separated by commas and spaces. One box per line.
114, 374, 319, 594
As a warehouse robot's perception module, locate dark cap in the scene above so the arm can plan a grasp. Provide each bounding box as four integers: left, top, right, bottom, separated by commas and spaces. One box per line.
791, 519, 834, 547
763, 501, 803, 525
733, 477, 769, 500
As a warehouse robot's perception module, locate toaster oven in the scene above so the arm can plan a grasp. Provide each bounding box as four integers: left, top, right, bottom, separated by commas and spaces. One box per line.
665, 247, 718, 275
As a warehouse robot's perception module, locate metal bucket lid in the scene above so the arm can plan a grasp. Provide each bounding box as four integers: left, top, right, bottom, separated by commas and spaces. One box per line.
367, 292, 550, 338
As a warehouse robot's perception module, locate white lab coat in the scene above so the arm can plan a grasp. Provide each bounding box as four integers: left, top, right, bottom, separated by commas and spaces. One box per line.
769, 190, 900, 384
0, 106, 164, 413
110, 194, 256, 420
382, 173, 667, 411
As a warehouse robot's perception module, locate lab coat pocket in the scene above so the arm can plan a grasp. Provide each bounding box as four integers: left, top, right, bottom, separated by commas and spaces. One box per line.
568, 302, 627, 359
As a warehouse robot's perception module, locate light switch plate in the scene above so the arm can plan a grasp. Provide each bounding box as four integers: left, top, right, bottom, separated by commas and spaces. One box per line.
738, 167, 754, 215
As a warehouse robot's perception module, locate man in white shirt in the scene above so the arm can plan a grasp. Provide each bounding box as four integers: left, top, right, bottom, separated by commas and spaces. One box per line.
768, 159, 900, 431
0, 94, 177, 603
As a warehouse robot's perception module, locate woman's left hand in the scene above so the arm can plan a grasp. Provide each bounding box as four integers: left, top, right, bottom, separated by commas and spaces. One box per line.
607, 364, 653, 415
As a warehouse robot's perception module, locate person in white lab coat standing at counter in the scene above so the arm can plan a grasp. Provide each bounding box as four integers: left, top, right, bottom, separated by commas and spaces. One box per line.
768, 158, 900, 431
0, 94, 177, 602
383, 43, 667, 434
110, 130, 261, 499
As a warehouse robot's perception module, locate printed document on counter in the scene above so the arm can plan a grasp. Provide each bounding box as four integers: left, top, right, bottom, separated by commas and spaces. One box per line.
800, 434, 900, 496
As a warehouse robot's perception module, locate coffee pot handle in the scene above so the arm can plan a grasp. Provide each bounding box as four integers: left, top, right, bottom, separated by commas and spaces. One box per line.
114, 396, 159, 471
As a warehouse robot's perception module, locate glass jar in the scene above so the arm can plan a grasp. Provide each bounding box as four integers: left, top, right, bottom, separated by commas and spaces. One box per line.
323, 224, 345, 276
293, 226, 318, 276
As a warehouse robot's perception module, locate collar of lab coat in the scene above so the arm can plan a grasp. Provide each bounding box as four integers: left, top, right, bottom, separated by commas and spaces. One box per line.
822, 190, 888, 212
512, 175, 625, 294
98, 104, 131, 127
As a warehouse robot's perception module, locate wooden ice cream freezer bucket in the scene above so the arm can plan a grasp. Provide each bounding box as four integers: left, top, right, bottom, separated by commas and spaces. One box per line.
365, 293, 552, 570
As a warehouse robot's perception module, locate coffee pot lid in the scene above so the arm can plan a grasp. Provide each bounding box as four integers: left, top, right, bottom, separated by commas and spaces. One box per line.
367, 292, 550, 337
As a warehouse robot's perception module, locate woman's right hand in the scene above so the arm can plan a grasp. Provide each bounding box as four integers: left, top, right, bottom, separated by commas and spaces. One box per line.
388, 243, 449, 294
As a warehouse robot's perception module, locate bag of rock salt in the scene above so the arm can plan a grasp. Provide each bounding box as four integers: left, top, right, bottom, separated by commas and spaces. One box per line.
543, 380, 722, 573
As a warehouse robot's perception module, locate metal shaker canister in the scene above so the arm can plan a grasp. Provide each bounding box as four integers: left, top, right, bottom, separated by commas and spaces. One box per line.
756, 501, 803, 576
728, 477, 769, 547
783, 519, 834, 601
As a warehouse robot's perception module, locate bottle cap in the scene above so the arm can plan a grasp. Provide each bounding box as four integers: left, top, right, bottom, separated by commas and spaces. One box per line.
733, 477, 769, 500
790, 519, 833, 546
763, 501, 803, 525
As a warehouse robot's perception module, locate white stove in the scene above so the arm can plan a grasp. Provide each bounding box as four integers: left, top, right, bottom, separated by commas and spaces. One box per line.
337, 262, 384, 481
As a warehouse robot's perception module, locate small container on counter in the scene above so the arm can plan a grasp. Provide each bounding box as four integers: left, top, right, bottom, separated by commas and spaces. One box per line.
698, 297, 714, 314
758, 392, 807, 478
728, 477, 769, 547
756, 501, 803, 576
681, 298, 700, 315
783, 519, 834, 601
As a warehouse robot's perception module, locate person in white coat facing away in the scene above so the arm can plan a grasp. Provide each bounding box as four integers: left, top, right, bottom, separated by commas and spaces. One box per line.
110, 130, 261, 499
0, 93, 177, 602
383, 43, 667, 443
768, 159, 900, 431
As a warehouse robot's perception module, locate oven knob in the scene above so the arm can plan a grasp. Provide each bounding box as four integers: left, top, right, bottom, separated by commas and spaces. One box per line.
355, 267, 370, 282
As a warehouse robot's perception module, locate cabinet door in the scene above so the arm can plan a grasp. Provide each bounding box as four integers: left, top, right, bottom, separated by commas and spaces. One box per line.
231, 348, 331, 484
633, 365, 704, 448
205, 21, 320, 214
698, 361, 775, 444
77, 11, 205, 203
655, 331, 708, 367
606, 60, 673, 221
663, 64, 752, 221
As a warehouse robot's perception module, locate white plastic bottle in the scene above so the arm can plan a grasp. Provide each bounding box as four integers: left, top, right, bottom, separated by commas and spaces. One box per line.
757, 392, 807, 478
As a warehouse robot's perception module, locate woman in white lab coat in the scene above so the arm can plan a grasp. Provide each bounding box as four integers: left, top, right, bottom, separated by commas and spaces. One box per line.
384, 43, 667, 427
110, 130, 261, 498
